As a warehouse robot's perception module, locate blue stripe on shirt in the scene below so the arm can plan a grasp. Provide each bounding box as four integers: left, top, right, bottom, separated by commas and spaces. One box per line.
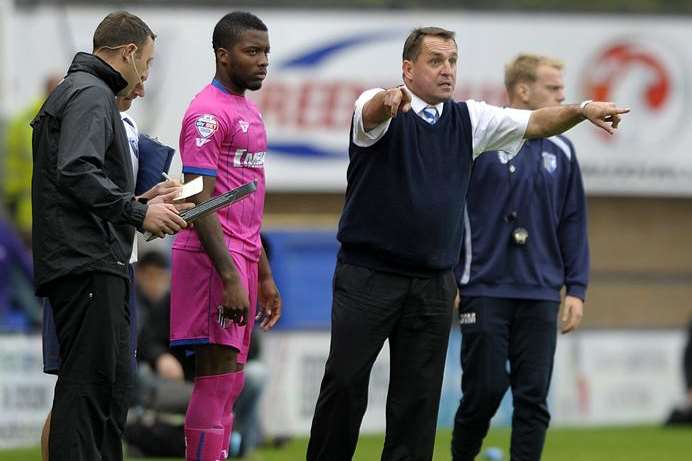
183, 166, 217, 177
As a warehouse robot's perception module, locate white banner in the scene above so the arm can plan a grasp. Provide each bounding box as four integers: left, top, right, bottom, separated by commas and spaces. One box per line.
260, 332, 391, 436
4, 5, 692, 194
260, 329, 687, 436
0, 331, 685, 446
551, 330, 687, 425
0, 335, 56, 449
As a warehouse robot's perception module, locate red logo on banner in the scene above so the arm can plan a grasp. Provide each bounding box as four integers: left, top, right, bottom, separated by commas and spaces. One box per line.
583, 42, 670, 112
581, 38, 687, 147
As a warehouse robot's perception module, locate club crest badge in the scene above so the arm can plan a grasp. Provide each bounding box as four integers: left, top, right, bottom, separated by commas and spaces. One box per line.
542, 152, 557, 173
195, 114, 219, 139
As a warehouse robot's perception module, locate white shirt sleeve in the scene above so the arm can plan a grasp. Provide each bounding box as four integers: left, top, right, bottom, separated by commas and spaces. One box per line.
466, 100, 531, 158
352, 88, 392, 148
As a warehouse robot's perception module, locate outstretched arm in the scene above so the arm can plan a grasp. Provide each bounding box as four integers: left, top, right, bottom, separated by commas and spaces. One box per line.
525, 101, 630, 139
362, 86, 412, 131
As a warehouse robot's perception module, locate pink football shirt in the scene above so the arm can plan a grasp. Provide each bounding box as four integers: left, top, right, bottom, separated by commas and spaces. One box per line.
173, 80, 267, 262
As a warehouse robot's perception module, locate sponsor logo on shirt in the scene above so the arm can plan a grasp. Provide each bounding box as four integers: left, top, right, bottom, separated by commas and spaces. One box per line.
542, 152, 557, 173
195, 114, 219, 138
233, 149, 266, 168
459, 312, 477, 325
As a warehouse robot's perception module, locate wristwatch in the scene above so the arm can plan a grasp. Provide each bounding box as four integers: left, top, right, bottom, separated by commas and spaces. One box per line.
579, 100, 593, 111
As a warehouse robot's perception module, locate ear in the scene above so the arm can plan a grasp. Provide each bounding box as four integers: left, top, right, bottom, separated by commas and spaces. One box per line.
215, 48, 231, 66
122, 43, 137, 61
516, 82, 531, 105
402, 59, 414, 83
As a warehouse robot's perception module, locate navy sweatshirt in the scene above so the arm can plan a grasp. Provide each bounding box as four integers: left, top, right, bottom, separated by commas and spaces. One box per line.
337, 101, 474, 276
457, 135, 589, 302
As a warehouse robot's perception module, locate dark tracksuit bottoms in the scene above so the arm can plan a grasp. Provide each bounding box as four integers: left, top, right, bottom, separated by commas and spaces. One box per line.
45, 272, 132, 461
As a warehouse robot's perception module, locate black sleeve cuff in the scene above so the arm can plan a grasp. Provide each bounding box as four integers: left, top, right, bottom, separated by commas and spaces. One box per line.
125, 199, 148, 232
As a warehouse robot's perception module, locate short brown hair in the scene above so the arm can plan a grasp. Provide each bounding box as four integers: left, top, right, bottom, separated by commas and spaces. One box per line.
504, 54, 563, 93
93, 11, 156, 53
402, 27, 456, 61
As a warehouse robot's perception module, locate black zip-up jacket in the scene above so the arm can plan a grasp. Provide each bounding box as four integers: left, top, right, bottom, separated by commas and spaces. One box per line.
31, 52, 148, 295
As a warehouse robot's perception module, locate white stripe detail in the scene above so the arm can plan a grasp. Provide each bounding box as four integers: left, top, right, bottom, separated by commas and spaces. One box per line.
548, 136, 572, 160
460, 206, 472, 285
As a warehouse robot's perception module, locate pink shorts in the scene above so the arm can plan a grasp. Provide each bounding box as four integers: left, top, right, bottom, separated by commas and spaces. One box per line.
170, 248, 258, 363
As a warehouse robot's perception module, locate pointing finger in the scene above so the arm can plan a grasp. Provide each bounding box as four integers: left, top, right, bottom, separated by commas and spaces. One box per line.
594, 118, 615, 135
391, 100, 400, 118
384, 92, 396, 118
391, 90, 402, 117
400, 87, 411, 104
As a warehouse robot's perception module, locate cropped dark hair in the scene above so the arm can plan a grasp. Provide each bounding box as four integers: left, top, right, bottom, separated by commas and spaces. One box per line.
93, 11, 156, 52
402, 27, 456, 61
212, 11, 267, 51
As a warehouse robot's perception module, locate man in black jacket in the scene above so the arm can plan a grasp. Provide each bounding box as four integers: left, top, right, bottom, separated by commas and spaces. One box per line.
31, 11, 187, 461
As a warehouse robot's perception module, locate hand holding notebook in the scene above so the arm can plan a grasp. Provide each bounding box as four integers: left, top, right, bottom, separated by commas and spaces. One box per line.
142, 181, 257, 241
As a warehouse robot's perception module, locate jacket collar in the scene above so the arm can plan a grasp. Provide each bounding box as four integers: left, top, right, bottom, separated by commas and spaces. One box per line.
67, 52, 128, 95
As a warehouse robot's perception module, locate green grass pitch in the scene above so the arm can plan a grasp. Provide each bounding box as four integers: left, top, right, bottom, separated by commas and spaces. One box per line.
1, 426, 690, 460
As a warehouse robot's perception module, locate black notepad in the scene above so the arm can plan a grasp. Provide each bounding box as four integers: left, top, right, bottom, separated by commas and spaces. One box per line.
143, 180, 257, 241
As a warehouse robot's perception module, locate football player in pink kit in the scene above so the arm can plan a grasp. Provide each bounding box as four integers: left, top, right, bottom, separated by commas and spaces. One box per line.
170, 12, 281, 461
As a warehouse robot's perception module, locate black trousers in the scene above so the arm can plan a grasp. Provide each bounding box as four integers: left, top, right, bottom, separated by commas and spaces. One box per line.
45, 272, 132, 461
307, 262, 457, 461
452, 297, 559, 461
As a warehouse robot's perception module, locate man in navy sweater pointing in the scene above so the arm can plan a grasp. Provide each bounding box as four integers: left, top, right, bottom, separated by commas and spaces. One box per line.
452, 54, 589, 461
308, 28, 626, 461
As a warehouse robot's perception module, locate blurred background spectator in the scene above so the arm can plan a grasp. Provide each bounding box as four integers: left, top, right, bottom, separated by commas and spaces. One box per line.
665, 318, 692, 426
2, 74, 60, 248
0, 207, 41, 332
0, 74, 60, 335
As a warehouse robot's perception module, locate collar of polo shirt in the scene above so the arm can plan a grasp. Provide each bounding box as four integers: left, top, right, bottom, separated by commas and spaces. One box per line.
402, 85, 445, 119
